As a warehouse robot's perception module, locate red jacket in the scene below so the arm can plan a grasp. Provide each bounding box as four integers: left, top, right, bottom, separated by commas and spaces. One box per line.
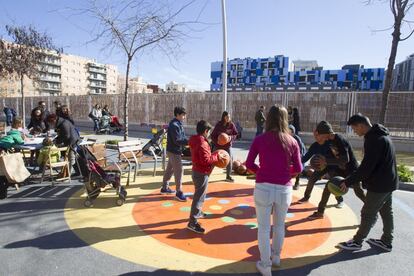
189, 134, 219, 175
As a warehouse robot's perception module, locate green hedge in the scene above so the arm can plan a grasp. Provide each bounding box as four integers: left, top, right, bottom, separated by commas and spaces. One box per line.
397, 164, 414, 182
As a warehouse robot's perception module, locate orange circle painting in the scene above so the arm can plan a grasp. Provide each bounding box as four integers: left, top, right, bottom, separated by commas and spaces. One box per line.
132, 182, 331, 261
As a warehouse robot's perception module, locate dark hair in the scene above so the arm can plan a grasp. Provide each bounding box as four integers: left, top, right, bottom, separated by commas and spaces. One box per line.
347, 113, 371, 126
174, 106, 186, 116
38, 101, 46, 106
293, 107, 299, 115
53, 101, 61, 105
46, 113, 58, 123
31, 107, 43, 118
196, 120, 212, 134
260, 105, 265, 109
220, 111, 230, 125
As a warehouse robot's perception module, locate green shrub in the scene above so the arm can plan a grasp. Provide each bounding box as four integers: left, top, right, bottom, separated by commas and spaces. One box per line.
105, 139, 121, 145
397, 164, 414, 182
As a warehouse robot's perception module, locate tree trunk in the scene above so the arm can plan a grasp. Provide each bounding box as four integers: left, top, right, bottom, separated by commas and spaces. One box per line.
20, 74, 25, 129
379, 18, 402, 124
123, 58, 131, 141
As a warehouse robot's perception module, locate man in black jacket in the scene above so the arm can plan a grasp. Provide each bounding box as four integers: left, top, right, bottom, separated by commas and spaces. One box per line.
255, 106, 266, 136
160, 107, 188, 202
338, 114, 397, 252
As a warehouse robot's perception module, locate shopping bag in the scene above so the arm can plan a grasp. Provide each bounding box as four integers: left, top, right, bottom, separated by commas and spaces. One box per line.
0, 152, 31, 183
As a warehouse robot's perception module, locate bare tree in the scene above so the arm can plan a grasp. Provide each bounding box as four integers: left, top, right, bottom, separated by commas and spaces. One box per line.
368, 0, 414, 124
71, 0, 206, 140
0, 25, 61, 127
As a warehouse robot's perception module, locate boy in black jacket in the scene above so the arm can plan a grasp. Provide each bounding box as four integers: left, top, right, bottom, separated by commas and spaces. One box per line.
338, 114, 397, 251
307, 121, 366, 219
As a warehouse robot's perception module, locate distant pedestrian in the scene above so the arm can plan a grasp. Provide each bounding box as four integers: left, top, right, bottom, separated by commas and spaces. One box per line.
211, 111, 238, 182
338, 114, 397, 252
160, 107, 189, 202
246, 105, 302, 274
89, 104, 102, 133
292, 107, 301, 134
3, 105, 17, 127
255, 106, 266, 136
288, 125, 306, 190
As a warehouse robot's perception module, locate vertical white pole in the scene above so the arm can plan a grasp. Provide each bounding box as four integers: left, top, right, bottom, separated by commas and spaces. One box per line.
221, 0, 228, 112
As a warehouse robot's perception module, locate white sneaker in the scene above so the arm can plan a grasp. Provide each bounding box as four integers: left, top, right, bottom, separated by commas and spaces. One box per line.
271, 255, 280, 267
336, 202, 344, 209
256, 261, 272, 276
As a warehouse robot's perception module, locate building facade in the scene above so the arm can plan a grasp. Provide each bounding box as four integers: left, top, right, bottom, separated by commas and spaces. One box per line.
117, 76, 153, 94
210, 55, 385, 91
392, 54, 414, 91
0, 41, 119, 97
165, 81, 186, 93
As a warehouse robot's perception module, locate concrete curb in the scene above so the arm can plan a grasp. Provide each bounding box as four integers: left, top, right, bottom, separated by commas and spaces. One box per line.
399, 182, 414, 192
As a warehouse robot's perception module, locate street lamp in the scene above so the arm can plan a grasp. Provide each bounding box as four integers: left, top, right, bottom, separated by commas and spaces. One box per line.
221, 0, 227, 112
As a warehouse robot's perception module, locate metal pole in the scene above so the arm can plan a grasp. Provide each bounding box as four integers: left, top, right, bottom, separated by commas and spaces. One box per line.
221, 0, 228, 112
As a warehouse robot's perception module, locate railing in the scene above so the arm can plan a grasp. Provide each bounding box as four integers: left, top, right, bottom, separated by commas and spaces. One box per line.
1, 91, 413, 139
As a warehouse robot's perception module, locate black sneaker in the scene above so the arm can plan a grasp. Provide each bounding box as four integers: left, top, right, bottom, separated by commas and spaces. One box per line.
337, 239, 362, 251
187, 222, 205, 234
367, 238, 392, 252
175, 191, 187, 202
308, 211, 324, 219
293, 184, 299, 190
225, 176, 234, 182
298, 197, 309, 203
160, 187, 175, 195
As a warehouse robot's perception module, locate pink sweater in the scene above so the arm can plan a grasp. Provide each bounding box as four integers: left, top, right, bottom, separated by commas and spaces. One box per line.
246, 131, 302, 186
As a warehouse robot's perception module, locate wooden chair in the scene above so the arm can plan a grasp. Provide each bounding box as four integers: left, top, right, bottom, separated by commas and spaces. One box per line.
40, 147, 71, 186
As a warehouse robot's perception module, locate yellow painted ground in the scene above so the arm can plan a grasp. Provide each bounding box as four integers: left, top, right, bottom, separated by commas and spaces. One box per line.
64, 166, 359, 273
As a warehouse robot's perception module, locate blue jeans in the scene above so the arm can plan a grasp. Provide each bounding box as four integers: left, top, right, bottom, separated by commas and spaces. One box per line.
93, 119, 100, 132
6, 115, 13, 127
254, 182, 292, 268
256, 125, 264, 136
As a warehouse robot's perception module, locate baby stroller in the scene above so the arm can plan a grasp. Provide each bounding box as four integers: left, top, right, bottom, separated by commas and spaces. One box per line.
97, 115, 114, 134
75, 145, 127, 207
142, 128, 166, 157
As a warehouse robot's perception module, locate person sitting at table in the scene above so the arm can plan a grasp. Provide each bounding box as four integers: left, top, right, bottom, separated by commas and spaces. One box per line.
46, 114, 81, 177
37, 137, 61, 168
27, 107, 47, 135
0, 117, 25, 152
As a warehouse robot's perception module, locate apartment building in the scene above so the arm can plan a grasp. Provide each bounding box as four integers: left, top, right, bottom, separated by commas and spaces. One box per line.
392, 53, 414, 91
0, 40, 118, 97
165, 81, 186, 93
210, 55, 384, 91
117, 76, 153, 94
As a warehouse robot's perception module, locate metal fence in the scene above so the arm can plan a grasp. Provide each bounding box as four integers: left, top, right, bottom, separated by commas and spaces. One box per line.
1, 91, 413, 139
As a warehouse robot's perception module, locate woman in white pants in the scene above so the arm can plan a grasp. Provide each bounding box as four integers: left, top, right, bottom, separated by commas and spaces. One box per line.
246, 105, 302, 276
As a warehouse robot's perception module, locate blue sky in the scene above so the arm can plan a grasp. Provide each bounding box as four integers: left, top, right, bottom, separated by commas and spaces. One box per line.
1, 0, 413, 91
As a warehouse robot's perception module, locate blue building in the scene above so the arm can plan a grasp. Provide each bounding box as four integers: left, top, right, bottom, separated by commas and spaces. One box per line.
210, 56, 384, 91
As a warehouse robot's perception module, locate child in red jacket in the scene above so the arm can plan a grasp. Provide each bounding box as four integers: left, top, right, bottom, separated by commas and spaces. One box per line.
187, 120, 224, 234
